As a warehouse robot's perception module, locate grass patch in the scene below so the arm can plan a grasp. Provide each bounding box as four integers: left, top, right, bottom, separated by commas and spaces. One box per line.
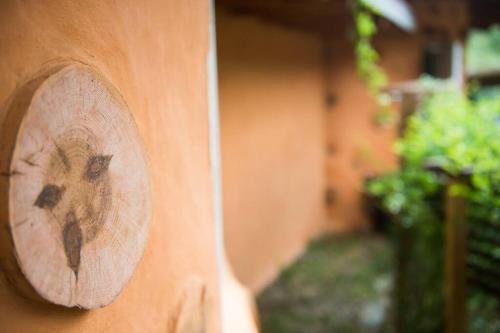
257, 233, 394, 333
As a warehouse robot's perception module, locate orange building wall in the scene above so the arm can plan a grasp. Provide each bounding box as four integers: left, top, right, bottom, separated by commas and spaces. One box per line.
325, 31, 422, 231
217, 9, 326, 292
0, 1, 221, 332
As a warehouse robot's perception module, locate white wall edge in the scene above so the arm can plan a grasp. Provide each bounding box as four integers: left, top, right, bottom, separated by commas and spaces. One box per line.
207, 1, 227, 331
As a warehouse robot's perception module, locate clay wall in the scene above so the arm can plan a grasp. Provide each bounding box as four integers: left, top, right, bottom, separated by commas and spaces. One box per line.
0, 1, 220, 332
324, 31, 422, 231
217, 9, 326, 292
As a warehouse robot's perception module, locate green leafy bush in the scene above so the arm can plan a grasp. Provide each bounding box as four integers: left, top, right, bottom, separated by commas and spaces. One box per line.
366, 85, 500, 332
368, 86, 500, 226
467, 25, 500, 74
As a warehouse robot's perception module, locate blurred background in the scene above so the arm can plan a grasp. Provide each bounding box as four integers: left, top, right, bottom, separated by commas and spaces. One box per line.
0, 1, 498, 332
214, 0, 500, 332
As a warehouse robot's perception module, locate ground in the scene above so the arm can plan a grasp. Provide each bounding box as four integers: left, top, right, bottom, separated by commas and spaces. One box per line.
257, 233, 394, 333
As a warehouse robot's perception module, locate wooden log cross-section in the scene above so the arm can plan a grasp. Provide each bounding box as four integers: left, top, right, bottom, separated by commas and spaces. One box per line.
0, 64, 152, 309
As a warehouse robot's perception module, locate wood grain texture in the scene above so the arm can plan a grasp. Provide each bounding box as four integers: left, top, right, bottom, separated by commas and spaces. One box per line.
0, 64, 152, 309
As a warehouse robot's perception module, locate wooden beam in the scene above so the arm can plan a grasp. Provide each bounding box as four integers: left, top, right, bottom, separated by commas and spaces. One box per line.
445, 176, 468, 333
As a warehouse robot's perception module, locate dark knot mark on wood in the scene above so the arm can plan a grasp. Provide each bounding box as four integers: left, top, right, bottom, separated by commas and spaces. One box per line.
63, 210, 82, 278
21, 154, 39, 167
84, 155, 112, 181
1, 170, 23, 178
56, 145, 71, 172
34, 184, 65, 209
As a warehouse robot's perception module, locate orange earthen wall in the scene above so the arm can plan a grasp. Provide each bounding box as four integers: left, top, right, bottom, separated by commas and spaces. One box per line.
325, 32, 422, 231
217, 9, 326, 292
0, 1, 220, 332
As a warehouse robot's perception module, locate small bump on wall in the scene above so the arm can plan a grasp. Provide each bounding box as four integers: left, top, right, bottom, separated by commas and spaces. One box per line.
325, 187, 337, 206
325, 92, 337, 108
171, 277, 209, 333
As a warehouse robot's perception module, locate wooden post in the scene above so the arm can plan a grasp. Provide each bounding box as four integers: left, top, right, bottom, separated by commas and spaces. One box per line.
445, 176, 468, 333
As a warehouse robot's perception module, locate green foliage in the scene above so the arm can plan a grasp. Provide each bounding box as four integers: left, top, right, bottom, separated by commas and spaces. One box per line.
392, 214, 445, 333
258, 235, 393, 333
366, 84, 500, 332
368, 86, 500, 226
469, 290, 500, 333
352, 0, 392, 125
467, 25, 500, 74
